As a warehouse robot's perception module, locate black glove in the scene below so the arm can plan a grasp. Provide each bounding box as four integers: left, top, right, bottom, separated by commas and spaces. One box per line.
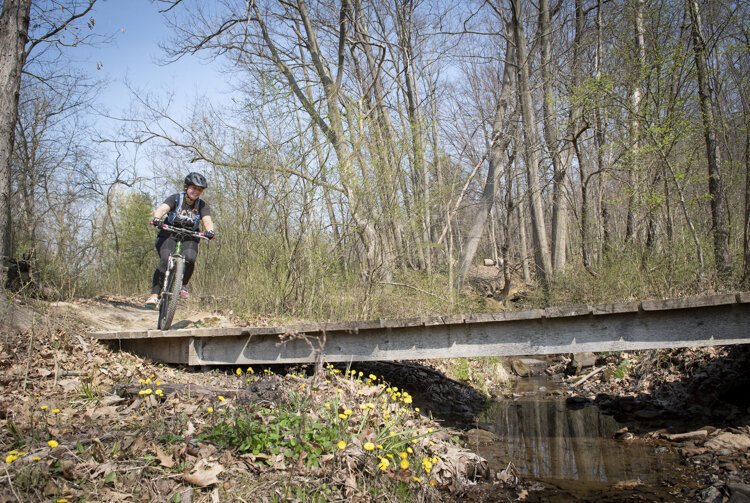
151, 218, 163, 228
204, 230, 215, 240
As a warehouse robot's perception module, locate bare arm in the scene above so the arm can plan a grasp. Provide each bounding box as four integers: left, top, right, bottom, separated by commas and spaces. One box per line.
154, 203, 171, 219
202, 215, 215, 233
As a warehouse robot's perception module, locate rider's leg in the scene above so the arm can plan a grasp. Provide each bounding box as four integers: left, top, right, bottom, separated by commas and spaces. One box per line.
150, 236, 177, 294
180, 240, 200, 287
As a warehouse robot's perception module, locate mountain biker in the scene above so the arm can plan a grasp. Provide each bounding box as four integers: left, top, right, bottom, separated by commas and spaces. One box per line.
145, 172, 215, 308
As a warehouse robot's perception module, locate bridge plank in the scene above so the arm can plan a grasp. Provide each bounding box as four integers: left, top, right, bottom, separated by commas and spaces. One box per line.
380, 317, 426, 328
592, 301, 640, 315
544, 305, 592, 318
641, 293, 737, 311
92, 293, 750, 365
183, 302, 750, 365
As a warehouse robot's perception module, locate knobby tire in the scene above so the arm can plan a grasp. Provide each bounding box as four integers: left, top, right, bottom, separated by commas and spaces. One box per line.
158, 257, 184, 330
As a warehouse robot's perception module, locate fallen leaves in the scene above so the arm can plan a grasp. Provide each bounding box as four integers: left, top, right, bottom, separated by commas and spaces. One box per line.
182, 459, 224, 487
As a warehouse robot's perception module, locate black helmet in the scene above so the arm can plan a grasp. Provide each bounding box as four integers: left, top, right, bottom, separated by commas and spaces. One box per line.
184, 172, 207, 188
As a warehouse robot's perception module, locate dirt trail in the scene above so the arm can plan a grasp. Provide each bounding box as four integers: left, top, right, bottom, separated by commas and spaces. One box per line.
3, 296, 236, 333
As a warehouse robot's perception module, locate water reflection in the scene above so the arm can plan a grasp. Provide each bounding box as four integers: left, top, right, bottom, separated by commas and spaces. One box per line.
479, 397, 677, 483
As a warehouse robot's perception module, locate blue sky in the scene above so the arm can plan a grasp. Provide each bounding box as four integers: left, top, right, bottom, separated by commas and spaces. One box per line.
82, 0, 233, 117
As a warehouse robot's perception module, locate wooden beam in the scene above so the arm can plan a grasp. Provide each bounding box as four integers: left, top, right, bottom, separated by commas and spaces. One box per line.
93, 295, 750, 365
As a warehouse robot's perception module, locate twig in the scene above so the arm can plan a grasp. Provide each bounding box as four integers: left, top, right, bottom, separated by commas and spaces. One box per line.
4, 464, 22, 501
376, 282, 448, 302
571, 366, 605, 387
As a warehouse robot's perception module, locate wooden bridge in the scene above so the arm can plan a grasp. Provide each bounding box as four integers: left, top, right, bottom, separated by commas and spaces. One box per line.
90, 293, 750, 366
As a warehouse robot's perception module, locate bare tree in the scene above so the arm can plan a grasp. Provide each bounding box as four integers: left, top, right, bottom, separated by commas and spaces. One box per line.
0, 0, 32, 266
687, 0, 731, 280
0, 0, 96, 284
510, 0, 552, 285
455, 21, 516, 289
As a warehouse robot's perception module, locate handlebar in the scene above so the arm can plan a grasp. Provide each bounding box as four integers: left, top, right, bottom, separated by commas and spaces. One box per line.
156, 223, 210, 241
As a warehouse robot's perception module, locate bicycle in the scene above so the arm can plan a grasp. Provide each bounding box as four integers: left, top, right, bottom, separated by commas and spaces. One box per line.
152, 222, 209, 330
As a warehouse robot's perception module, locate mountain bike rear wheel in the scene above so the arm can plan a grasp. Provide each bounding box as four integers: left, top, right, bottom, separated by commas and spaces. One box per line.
157, 256, 184, 330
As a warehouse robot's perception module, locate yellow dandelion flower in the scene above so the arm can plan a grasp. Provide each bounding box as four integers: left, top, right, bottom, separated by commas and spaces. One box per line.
377, 444, 383, 449
145, 378, 152, 385
407, 447, 413, 454
399, 452, 408, 459
400, 459, 410, 470
413, 476, 422, 483
138, 389, 153, 395
138, 379, 146, 384
403, 396, 413, 404
415, 407, 420, 412
218, 396, 225, 402
155, 389, 164, 397
324, 402, 331, 410
236, 368, 243, 375
337, 441, 347, 450
338, 413, 347, 420
57, 498, 70, 502
52, 409, 61, 414
40, 405, 48, 411
155, 380, 161, 386
377, 456, 390, 471
343, 409, 353, 416
363, 442, 375, 451
422, 458, 433, 473
369, 374, 377, 381
32, 457, 40, 462
207, 407, 214, 413
247, 367, 254, 374
5, 454, 17, 464
47, 440, 59, 449
358, 371, 364, 377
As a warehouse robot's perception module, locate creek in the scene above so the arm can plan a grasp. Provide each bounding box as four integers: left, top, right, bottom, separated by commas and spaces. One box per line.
472, 375, 695, 501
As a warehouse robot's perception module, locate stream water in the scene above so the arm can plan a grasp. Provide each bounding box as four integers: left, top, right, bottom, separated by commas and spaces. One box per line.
473, 376, 693, 500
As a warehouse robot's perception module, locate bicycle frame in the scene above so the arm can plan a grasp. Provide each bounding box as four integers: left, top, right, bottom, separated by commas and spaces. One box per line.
156, 224, 208, 330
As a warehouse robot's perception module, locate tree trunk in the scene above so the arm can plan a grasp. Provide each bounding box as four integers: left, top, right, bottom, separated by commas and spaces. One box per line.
687, 0, 732, 280
744, 121, 750, 285
0, 0, 31, 267
539, 0, 568, 272
511, 0, 552, 285
395, 0, 431, 272
625, 0, 646, 244
455, 34, 516, 289
595, 0, 611, 260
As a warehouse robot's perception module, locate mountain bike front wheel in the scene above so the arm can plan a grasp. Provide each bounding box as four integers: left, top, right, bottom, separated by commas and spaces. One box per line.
157, 256, 184, 330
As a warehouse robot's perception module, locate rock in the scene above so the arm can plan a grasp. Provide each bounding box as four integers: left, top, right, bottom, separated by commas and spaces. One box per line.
567, 352, 597, 374
728, 491, 750, 503
511, 359, 531, 377
680, 446, 709, 457
519, 358, 548, 367
705, 432, 750, 452
700, 486, 723, 503
727, 482, 750, 498
464, 428, 499, 445
662, 430, 709, 442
